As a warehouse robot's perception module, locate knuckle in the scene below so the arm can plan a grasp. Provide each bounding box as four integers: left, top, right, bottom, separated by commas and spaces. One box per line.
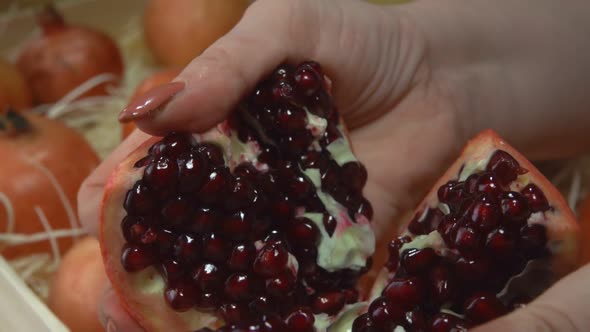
527, 302, 583, 332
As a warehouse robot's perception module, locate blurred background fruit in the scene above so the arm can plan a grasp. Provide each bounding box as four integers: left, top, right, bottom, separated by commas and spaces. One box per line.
578, 194, 590, 264
0, 58, 32, 111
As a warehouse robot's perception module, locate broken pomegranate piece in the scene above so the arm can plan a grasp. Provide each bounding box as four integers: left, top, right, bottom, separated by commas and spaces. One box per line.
100, 62, 375, 331
354, 130, 579, 332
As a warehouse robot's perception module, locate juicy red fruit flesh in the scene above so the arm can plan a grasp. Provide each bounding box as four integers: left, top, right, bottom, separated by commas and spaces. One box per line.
355, 149, 552, 332
119, 61, 373, 330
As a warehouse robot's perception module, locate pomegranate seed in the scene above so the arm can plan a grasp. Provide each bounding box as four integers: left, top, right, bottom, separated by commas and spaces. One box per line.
464, 193, 501, 232
173, 234, 200, 263
294, 65, 321, 96
341, 162, 368, 192
225, 273, 259, 301
202, 233, 229, 263
308, 90, 333, 118
121, 244, 154, 272
312, 291, 346, 315
196, 292, 221, 309
474, 172, 503, 196
163, 279, 197, 311
124, 181, 156, 215
438, 181, 467, 211
198, 167, 230, 203
233, 163, 258, 180
226, 178, 258, 211
228, 243, 256, 271
121, 216, 149, 244
161, 259, 183, 282
465, 173, 480, 195
275, 105, 307, 133
285, 307, 315, 332
405, 309, 427, 332
262, 314, 286, 331
486, 228, 516, 256
155, 228, 175, 256
162, 132, 194, 157
382, 277, 424, 309
265, 272, 295, 297
368, 297, 404, 330
280, 132, 313, 157
343, 288, 359, 304
219, 303, 249, 324
193, 263, 225, 292
253, 244, 289, 278
500, 191, 531, 224
437, 215, 458, 245
287, 219, 319, 247
188, 207, 218, 233
486, 150, 524, 185
521, 184, 550, 212
272, 63, 295, 81
288, 175, 312, 200
249, 295, 274, 315
429, 264, 455, 304
351, 313, 374, 332
144, 155, 178, 190
519, 224, 548, 257
272, 80, 295, 101
464, 293, 507, 324
400, 248, 439, 274
452, 226, 482, 257
161, 196, 191, 225
351, 197, 374, 220
386, 236, 411, 270
270, 195, 294, 221
430, 313, 469, 332
454, 257, 491, 282
134, 155, 152, 168
323, 214, 337, 237
222, 211, 253, 240
177, 151, 206, 193
300, 151, 330, 170
197, 143, 225, 166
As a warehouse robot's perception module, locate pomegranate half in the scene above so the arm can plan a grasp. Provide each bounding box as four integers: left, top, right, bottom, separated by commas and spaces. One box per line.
353, 130, 579, 331
100, 62, 375, 331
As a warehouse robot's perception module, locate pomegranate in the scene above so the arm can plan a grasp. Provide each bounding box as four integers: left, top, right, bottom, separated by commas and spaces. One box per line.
123, 68, 182, 139
353, 130, 579, 331
0, 58, 32, 110
0, 107, 99, 259
101, 62, 375, 330
17, 5, 124, 104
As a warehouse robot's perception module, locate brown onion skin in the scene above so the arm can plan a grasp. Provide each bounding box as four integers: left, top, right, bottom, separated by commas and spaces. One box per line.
0, 109, 99, 259
144, 0, 250, 67
0, 58, 33, 110
17, 6, 124, 104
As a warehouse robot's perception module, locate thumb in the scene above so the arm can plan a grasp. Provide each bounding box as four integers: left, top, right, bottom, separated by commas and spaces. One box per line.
473, 264, 590, 332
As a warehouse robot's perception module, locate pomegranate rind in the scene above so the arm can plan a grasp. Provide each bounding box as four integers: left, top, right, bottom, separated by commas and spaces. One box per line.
100, 137, 222, 331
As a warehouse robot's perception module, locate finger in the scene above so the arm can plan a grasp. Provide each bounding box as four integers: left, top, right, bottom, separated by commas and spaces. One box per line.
98, 286, 144, 332
473, 264, 590, 332
77, 129, 152, 235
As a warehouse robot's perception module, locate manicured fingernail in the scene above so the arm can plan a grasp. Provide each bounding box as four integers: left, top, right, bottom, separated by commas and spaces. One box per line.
118, 81, 184, 123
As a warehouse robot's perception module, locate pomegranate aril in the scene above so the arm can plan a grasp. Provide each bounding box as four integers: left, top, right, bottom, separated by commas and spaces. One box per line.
164, 279, 197, 312
196, 292, 221, 309
222, 211, 253, 240
288, 175, 312, 200
521, 184, 550, 212
188, 207, 218, 233
343, 288, 359, 304
474, 172, 503, 196
352, 313, 374, 332
322, 213, 337, 237
287, 218, 319, 247
249, 295, 274, 315
253, 244, 289, 278
124, 181, 156, 215
340, 162, 368, 192
193, 263, 225, 292
464, 194, 501, 232
261, 314, 286, 331
177, 151, 206, 193
275, 105, 307, 133
463, 293, 507, 324
312, 291, 345, 315
351, 197, 374, 220
454, 257, 491, 282
386, 236, 411, 270
121, 244, 154, 272
400, 248, 439, 274
300, 151, 330, 170
486, 228, 516, 256
429, 264, 455, 304
453, 226, 483, 257
486, 150, 525, 185
202, 233, 229, 263
294, 64, 322, 96
144, 155, 178, 190
519, 224, 548, 257
197, 143, 225, 166
382, 277, 424, 309
465, 173, 480, 195
270, 195, 294, 221
233, 163, 258, 181
500, 191, 531, 224
438, 180, 467, 211
162, 132, 194, 157
430, 313, 469, 332
173, 234, 200, 263
265, 272, 295, 297
405, 309, 427, 332
308, 90, 333, 118
226, 178, 258, 211
272, 63, 294, 81
228, 243, 256, 271
121, 216, 149, 244
161, 259, 184, 282
133, 155, 151, 168
219, 303, 249, 325
155, 228, 175, 256
285, 307, 315, 332
272, 80, 295, 101
368, 296, 404, 330
161, 195, 191, 225
198, 167, 230, 203
225, 273, 259, 301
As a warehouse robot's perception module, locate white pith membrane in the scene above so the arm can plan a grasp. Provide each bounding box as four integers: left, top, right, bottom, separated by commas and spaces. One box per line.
101, 103, 376, 330
355, 131, 579, 332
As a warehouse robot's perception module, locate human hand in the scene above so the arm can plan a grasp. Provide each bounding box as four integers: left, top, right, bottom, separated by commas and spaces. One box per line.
77, 0, 590, 330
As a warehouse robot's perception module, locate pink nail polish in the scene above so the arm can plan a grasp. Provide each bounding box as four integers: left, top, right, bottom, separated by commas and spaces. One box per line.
118, 81, 185, 123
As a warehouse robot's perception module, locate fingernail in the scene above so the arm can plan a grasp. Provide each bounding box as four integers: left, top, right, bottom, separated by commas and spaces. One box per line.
118, 81, 185, 123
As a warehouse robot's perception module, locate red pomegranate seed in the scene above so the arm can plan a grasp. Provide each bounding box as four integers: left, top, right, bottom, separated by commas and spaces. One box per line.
201, 233, 229, 263
188, 207, 218, 234
249, 295, 274, 315
351, 197, 374, 220
196, 292, 221, 309
452, 226, 482, 257
198, 167, 230, 203
454, 257, 491, 282
368, 297, 404, 330
121, 216, 149, 244
521, 184, 550, 212
463, 194, 501, 232
465, 173, 480, 195
222, 211, 253, 240
474, 172, 503, 196
386, 236, 411, 270
228, 243, 256, 271
343, 288, 359, 304
285, 307, 315, 332
464, 293, 508, 324
224, 273, 259, 301
177, 151, 206, 193
486, 149, 525, 185
312, 291, 346, 315
219, 303, 249, 324
124, 181, 156, 215
265, 272, 295, 297
486, 227, 516, 256
272, 63, 295, 81
233, 163, 258, 180
405, 309, 427, 331
121, 244, 155, 272
437, 215, 459, 245
253, 244, 289, 278
519, 224, 548, 257
163, 279, 197, 312
322, 214, 337, 236
308, 90, 333, 118
154, 228, 175, 256
341, 162, 368, 192
382, 277, 424, 309
161, 196, 191, 225
173, 234, 201, 263
161, 132, 194, 157
144, 155, 178, 190
438, 180, 466, 211
225, 177, 258, 211
272, 80, 295, 101
430, 313, 469, 332
351, 313, 374, 332
196, 143, 225, 166
288, 175, 312, 200
161, 259, 183, 282
400, 248, 439, 274
287, 218, 319, 247
429, 264, 455, 304
275, 105, 307, 133
262, 314, 286, 331
499, 191, 531, 225
294, 65, 322, 96
300, 151, 330, 170
270, 195, 294, 221
193, 262, 225, 292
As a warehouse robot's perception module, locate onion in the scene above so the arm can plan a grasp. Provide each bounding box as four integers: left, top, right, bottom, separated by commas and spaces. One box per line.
0, 58, 32, 110
17, 5, 124, 105
143, 0, 250, 67
48, 237, 107, 332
